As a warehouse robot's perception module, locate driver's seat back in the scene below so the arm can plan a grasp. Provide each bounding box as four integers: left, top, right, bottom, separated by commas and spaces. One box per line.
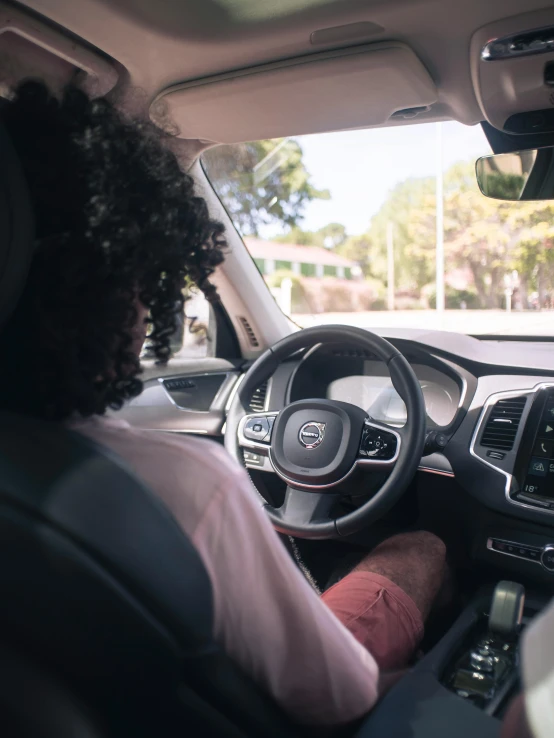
0, 413, 298, 738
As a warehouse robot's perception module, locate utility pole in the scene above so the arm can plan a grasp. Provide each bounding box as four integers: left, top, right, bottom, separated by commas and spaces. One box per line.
387, 221, 395, 311
435, 122, 445, 317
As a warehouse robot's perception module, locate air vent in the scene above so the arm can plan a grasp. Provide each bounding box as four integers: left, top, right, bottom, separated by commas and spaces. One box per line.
249, 381, 268, 412
480, 396, 527, 451
238, 317, 259, 348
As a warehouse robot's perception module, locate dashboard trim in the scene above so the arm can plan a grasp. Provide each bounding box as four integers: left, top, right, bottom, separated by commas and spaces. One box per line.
469, 383, 554, 516
418, 464, 455, 478
457, 375, 469, 413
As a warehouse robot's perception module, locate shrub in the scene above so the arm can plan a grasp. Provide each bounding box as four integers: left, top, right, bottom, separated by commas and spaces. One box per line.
370, 298, 387, 311
428, 286, 479, 309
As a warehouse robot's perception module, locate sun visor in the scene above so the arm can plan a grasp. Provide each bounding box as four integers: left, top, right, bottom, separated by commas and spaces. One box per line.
150, 43, 437, 143
0, 2, 118, 99
471, 8, 554, 134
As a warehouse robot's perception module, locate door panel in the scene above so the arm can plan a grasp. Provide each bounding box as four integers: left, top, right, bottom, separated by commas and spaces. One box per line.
114, 359, 242, 435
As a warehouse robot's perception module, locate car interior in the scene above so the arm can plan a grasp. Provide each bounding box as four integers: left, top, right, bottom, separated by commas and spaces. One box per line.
3, 0, 554, 736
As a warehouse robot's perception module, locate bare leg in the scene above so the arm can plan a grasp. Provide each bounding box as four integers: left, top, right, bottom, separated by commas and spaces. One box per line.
322, 531, 447, 670
353, 531, 447, 620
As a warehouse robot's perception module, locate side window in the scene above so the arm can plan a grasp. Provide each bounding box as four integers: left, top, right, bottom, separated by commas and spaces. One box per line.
171, 289, 215, 359
142, 288, 215, 362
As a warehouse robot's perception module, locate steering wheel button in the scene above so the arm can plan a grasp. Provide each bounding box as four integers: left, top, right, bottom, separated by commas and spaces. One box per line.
360, 425, 397, 460
243, 416, 270, 442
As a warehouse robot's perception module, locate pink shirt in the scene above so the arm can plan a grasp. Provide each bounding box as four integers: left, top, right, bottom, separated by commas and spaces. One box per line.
69, 414, 378, 728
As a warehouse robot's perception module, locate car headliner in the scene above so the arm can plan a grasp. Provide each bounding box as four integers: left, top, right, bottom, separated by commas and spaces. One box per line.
14, 0, 554, 140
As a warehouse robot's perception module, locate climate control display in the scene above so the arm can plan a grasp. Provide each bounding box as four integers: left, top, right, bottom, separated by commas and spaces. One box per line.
521, 393, 554, 504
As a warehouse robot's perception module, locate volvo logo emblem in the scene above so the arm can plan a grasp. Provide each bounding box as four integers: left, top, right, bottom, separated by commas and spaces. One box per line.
299, 422, 326, 449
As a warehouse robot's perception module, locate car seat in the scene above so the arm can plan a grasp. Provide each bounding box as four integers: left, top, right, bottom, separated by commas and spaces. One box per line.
0, 117, 301, 738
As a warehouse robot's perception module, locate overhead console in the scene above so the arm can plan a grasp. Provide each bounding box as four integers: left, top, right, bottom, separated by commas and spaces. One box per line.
471, 8, 554, 135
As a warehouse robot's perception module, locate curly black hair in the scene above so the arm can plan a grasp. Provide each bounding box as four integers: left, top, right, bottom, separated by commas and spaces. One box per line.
0, 81, 226, 420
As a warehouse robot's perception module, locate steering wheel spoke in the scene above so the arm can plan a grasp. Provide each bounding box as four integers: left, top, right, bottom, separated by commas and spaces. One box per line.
267, 487, 338, 538
238, 411, 279, 451
357, 417, 402, 470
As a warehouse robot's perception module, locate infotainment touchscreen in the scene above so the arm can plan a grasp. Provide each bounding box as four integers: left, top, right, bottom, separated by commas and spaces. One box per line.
521, 393, 554, 500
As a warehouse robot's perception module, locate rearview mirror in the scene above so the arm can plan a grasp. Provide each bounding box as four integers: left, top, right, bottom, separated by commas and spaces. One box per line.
476, 147, 554, 201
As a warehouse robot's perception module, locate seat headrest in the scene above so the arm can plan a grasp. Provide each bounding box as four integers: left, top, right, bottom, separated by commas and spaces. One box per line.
0, 120, 34, 327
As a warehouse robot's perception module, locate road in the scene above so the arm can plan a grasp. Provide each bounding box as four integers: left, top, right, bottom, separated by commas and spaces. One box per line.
294, 309, 554, 336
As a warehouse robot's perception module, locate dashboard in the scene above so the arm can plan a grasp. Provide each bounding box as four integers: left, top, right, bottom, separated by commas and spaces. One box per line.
123, 327, 554, 581
326, 362, 461, 428
288, 345, 464, 430
239, 332, 554, 536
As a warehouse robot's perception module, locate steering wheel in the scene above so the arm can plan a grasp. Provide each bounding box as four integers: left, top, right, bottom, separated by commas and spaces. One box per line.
225, 325, 426, 539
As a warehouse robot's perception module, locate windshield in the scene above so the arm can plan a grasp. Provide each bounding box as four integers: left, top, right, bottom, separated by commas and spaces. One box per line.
202, 122, 554, 337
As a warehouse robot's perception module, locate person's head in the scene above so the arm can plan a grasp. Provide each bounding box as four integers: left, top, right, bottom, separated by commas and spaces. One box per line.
0, 80, 227, 421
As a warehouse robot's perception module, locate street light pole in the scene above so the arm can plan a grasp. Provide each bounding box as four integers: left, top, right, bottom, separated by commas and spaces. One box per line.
387, 221, 395, 311
435, 122, 445, 319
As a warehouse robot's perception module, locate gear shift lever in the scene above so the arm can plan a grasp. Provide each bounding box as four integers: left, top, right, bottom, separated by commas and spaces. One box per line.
446, 582, 524, 708
488, 581, 526, 639
468, 581, 526, 673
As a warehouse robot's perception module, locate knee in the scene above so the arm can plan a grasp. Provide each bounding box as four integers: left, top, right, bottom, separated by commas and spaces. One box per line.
400, 531, 446, 559
377, 531, 446, 567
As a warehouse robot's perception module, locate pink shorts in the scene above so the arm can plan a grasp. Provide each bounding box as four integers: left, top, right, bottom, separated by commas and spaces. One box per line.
321, 571, 424, 671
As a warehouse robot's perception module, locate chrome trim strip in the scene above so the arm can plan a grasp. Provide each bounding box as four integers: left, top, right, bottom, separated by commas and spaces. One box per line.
157, 371, 233, 413
482, 28, 554, 62
457, 375, 468, 411
149, 428, 209, 434
469, 383, 554, 516
263, 376, 273, 412
225, 373, 245, 413
486, 537, 542, 565
418, 466, 455, 478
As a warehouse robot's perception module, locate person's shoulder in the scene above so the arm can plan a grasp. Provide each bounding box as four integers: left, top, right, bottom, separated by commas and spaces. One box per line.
69, 413, 257, 535
69, 413, 244, 489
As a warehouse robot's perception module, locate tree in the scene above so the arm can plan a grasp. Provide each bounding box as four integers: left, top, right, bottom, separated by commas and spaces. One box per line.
202, 139, 329, 235
364, 161, 532, 308
275, 222, 348, 249
507, 202, 554, 307
440, 162, 515, 308
367, 176, 436, 291
336, 234, 373, 276
319, 223, 347, 249
273, 226, 322, 246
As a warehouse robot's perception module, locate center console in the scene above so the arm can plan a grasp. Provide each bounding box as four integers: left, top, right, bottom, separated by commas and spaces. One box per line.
442, 581, 524, 714
355, 583, 547, 738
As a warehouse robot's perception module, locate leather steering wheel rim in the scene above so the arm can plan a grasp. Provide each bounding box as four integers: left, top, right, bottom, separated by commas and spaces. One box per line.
225, 325, 426, 539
